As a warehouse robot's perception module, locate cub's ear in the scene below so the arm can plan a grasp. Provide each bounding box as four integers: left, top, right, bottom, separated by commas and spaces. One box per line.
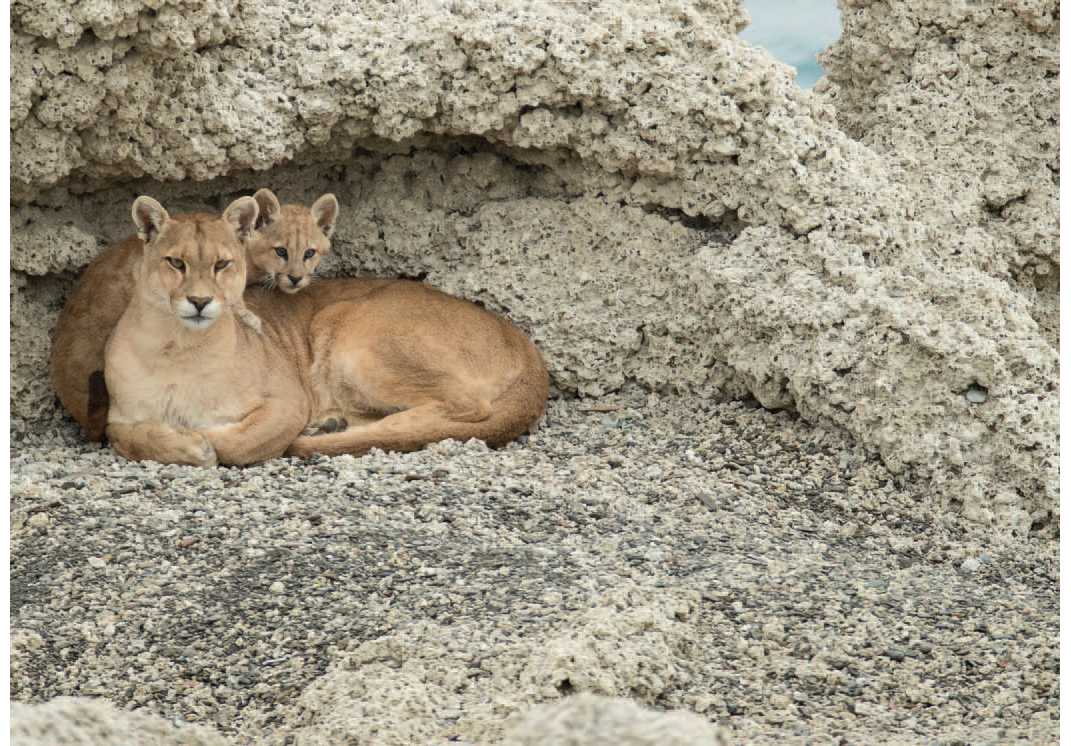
311, 193, 339, 239
253, 188, 281, 229
223, 196, 260, 241
132, 196, 170, 244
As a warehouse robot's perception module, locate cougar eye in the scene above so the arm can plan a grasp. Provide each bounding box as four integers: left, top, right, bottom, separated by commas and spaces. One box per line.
166, 257, 185, 271
275, 247, 288, 259
214, 259, 232, 273
304, 249, 316, 261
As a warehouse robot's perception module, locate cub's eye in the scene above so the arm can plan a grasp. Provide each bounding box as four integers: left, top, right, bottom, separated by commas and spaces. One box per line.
166, 257, 185, 271
275, 247, 288, 259
214, 260, 232, 273
304, 248, 316, 261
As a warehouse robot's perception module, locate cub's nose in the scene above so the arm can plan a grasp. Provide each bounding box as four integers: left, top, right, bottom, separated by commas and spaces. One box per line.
187, 296, 211, 313
287, 275, 301, 286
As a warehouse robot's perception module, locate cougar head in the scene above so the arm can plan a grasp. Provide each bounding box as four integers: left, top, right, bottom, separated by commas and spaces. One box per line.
247, 189, 339, 294
131, 195, 258, 331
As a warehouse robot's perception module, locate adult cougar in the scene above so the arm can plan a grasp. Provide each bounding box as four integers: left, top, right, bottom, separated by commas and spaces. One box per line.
49, 189, 337, 441
104, 195, 547, 466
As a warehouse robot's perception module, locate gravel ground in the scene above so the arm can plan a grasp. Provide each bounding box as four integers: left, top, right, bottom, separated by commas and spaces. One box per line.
10, 393, 1059, 744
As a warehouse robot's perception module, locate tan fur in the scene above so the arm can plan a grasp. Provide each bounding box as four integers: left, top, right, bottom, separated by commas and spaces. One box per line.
49, 190, 333, 441
104, 196, 548, 466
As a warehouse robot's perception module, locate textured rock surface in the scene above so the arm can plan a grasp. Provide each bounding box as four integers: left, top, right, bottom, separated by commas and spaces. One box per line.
10, 696, 229, 746
11, 398, 1061, 744
9, 0, 1058, 532
819, 0, 1059, 344
281, 584, 703, 744
499, 694, 727, 745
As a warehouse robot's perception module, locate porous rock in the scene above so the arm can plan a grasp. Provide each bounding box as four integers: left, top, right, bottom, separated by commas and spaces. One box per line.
9, 3, 1057, 533
499, 693, 726, 746
278, 584, 702, 744
10, 696, 231, 746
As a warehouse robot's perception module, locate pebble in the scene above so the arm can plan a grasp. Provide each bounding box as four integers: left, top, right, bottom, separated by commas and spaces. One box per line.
885, 647, 907, 662
965, 385, 989, 404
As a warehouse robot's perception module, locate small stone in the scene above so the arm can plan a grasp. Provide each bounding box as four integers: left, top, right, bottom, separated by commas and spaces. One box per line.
965, 384, 988, 404
769, 693, 791, 708
762, 619, 786, 643
961, 557, 981, 573
885, 647, 907, 662
269, 581, 285, 594
27, 512, 50, 528
88, 556, 106, 568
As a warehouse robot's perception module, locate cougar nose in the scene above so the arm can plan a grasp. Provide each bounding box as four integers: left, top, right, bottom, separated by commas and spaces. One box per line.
287, 275, 301, 286
187, 296, 211, 313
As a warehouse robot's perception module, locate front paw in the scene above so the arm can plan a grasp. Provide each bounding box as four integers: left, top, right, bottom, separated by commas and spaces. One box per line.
182, 432, 218, 468
237, 308, 263, 335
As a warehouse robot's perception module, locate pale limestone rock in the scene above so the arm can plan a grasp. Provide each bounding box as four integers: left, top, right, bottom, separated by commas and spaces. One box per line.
275, 584, 702, 744
10, 696, 231, 746
500, 693, 726, 746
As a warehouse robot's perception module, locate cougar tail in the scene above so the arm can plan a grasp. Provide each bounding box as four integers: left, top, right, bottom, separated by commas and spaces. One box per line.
85, 370, 110, 442
287, 339, 549, 459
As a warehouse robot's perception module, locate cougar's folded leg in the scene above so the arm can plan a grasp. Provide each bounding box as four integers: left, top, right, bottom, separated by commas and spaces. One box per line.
106, 422, 218, 467
202, 399, 307, 465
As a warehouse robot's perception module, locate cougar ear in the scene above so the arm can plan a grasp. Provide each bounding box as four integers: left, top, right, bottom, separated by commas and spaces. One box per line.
132, 196, 170, 244
253, 188, 281, 229
223, 197, 260, 242
311, 193, 339, 239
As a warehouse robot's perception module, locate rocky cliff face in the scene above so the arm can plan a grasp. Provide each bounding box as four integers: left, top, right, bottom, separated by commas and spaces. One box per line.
10, 0, 1058, 533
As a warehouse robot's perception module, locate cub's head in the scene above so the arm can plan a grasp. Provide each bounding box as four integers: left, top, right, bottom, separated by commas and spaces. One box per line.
247, 189, 339, 294
131, 195, 258, 331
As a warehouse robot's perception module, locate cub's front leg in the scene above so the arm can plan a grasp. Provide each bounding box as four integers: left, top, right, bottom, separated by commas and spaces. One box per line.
107, 422, 218, 467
